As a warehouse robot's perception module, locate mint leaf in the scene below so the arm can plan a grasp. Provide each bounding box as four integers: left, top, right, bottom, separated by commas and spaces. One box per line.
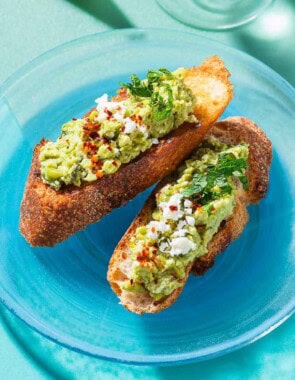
236, 172, 249, 190
214, 153, 248, 176
182, 151, 248, 202
120, 69, 174, 121
147, 68, 173, 83
120, 74, 152, 97
182, 173, 207, 197
151, 84, 173, 121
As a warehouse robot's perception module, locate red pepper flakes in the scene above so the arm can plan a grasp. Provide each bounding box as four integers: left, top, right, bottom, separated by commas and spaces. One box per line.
83, 141, 98, 155
91, 155, 98, 163
169, 205, 178, 211
82, 121, 101, 143
130, 114, 143, 125
90, 163, 102, 173
196, 225, 205, 232
137, 247, 150, 263
107, 145, 113, 151
84, 120, 100, 131
104, 108, 113, 120
151, 226, 156, 233
89, 131, 99, 140
90, 157, 102, 175
96, 170, 103, 179
211, 207, 216, 213
192, 200, 202, 210
113, 87, 128, 101
112, 160, 118, 167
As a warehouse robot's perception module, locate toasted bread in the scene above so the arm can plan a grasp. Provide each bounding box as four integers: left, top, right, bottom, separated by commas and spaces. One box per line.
20, 56, 233, 247
107, 117, 272, 314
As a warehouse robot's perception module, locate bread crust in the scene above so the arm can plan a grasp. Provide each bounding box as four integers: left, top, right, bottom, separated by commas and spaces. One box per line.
107, 117, 272, 314
20, 56, 233, 246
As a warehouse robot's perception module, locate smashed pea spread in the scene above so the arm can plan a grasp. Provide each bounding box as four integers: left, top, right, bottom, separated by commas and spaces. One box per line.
40, 68, 197, 190
121, 138, 249, 300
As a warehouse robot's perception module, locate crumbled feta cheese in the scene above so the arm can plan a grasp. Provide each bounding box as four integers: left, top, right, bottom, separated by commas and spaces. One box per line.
169, 237, 196, 256
146, 221, 169, 240
185, 207, 193, 214
158, 221, 170, 233
96, 111, 108, 122
95, 94, 121, 112
138, 125, 148, 137
177, 220, 187, 229
173, 229, 186, 237
159, 242, 169, 252
147, 220, 170, 233
186, 216, 195, 226
113, 112, 125, 123
152, 138, 159, 145
147, 229, 158, 240
95, 93, 108, 105
106, 101, 121, 111
160, 193, 183, 221
184, 199, 193, 208
124, 118, 137, 134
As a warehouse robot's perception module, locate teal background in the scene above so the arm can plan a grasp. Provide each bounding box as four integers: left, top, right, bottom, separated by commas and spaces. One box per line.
0, 0, 294, 378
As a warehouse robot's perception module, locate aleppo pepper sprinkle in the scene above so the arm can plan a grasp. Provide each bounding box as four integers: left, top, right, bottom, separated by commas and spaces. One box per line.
137, 247, 150, 263
130, 114, 143, 125
96, 170, 103, 179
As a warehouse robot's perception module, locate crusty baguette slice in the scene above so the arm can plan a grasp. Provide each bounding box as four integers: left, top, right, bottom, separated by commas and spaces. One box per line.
191, 116, 272, 275
20, 56, 233, 247
107, 117, 272, 314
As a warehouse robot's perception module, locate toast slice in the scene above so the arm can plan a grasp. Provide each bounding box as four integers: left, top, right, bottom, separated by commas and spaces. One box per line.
20, 56, 233, 247
107, 117, 272, 314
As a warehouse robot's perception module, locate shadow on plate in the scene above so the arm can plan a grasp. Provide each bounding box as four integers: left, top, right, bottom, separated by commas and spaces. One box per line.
66, 0, 134, 28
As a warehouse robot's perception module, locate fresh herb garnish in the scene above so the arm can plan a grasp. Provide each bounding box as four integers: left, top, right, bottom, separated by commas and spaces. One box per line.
151, 83, 173, 121
182, 173, 207, 197
147, 68, 173, 83
120, 68, 174, 121
182, 152, 248, 203
120, 74, 152, 97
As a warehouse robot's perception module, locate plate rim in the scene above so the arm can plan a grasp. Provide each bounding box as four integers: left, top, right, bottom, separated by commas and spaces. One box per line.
0, 28, 294, 365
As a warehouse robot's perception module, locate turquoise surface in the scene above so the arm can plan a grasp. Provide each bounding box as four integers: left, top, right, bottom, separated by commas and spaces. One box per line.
0, 0, 295, 378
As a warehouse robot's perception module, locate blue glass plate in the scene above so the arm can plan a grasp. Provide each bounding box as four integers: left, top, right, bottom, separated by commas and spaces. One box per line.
0, 29, 294, 365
